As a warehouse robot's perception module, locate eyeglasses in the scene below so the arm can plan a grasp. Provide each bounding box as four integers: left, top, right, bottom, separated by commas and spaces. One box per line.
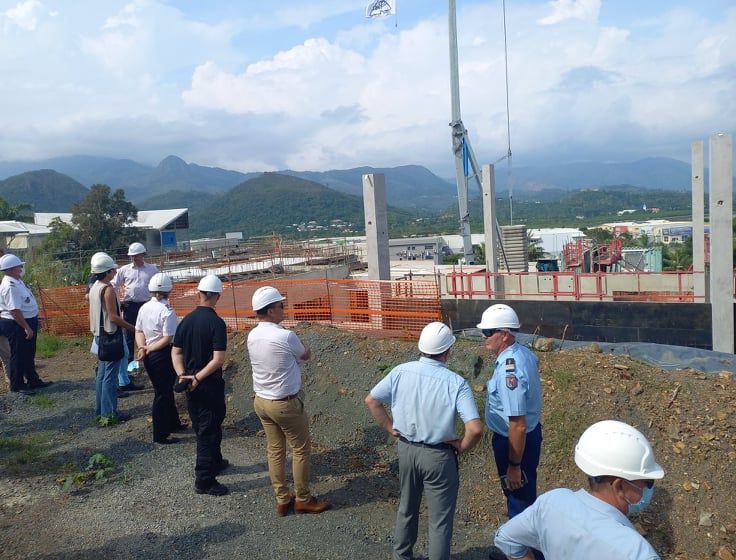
481, 328, 503, 337
623, 478, 655, 490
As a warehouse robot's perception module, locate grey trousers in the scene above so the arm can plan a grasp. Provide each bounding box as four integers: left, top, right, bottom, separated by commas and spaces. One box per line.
393, 439, 459, 560
0, 336, 9, 383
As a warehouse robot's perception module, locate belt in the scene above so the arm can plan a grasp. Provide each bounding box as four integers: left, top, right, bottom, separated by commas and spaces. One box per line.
272, 393, 300, 402
399, 436, 453, 451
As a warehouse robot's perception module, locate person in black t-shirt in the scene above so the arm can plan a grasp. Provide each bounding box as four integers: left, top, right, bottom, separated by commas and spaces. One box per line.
172, 274, 229, 496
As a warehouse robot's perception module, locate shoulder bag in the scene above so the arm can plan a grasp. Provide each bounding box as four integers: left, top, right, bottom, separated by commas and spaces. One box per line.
97, 285, 124, 362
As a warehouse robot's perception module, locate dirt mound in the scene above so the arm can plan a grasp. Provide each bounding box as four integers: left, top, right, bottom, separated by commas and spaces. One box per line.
1, 324, 734, 559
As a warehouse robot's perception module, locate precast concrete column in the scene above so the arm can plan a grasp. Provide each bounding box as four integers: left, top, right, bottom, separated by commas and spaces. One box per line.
362, 173, 390, 280
708, 133, 733, 353
692, 141, 706, 300
482, 164, 501, 298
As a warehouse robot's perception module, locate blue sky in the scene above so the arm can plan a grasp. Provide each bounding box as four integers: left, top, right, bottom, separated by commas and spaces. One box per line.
0, 0, 733, 175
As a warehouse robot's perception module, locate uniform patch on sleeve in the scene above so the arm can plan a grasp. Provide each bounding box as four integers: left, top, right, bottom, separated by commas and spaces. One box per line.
505, 358, 516, 372
506, 374, 518, 390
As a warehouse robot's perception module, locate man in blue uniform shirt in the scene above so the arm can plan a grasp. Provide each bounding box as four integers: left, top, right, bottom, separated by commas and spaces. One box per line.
494, 420, 665, 560
365, 322, 483, 560
478, 304, 542, 520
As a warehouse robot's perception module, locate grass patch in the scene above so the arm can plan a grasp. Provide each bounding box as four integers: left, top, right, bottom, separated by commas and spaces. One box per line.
28, 394, 56, 408
547, 365, 576, 393
57, 453, 115, 490
0, 432, 52, 466
35, 333, 65, 358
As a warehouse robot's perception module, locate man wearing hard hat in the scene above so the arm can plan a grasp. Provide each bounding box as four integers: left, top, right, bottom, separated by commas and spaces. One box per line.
248, 286, 331, 515
0, 253, 52, 393
478, 304, 543, 523
112, 242, 158, 390
365, 322, 483, 560
172, 274, 229, 496
494, 420, 665, 559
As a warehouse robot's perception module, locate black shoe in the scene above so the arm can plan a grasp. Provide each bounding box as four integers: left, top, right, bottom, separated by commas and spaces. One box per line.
154, 437, 180, 445
29, 380, 53, 389
217, 459, 230, 473
117, 389, 129, 398
195, 482, 229, 496
119, 382, 144, 391
14, 388, 36, 396
115, 412, 131, 422
171, 422, 189, 433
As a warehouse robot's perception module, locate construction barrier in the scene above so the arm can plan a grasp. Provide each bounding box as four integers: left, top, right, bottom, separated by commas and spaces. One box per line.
38, 278, 442, 339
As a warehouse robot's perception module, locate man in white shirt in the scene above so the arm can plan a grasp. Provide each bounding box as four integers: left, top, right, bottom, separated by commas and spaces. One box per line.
247, 286, 330, 516
112, 242, 157, 390
494, 420, 664, 560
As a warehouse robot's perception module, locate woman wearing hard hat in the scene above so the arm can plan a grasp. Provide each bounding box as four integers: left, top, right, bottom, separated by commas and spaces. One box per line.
134, 273, 186, 444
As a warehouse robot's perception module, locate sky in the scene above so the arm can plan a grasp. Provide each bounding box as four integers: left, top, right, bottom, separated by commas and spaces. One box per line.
0, 0, 734, 175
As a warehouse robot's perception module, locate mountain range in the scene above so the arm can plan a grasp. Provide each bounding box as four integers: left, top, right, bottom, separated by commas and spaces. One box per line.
0, 154, 725, 213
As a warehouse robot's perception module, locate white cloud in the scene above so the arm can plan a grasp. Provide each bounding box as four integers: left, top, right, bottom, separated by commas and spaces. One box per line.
3, 0, 42, 31
538, 0, 601, 26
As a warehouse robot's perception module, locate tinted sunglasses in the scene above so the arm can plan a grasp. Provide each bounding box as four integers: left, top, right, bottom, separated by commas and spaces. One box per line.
481, 328, 504, 337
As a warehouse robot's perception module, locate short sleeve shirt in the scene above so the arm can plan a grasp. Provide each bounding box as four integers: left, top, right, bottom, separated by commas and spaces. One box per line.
135, 297, 178, 346
172, 306, 227, 375
485, 342, 542, 436
112, 262, 158, 303
494, 488, 661, 560
370, 357, 480, 445
0, 275, 39, 319
248, 321, 306, 399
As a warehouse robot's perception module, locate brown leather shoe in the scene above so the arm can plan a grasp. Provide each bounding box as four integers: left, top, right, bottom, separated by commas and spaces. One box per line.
276, 497, 294, 517
294, 497, 331, 514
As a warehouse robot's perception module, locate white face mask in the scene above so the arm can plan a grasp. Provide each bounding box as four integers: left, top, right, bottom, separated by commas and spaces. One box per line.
19, 267, 25, 277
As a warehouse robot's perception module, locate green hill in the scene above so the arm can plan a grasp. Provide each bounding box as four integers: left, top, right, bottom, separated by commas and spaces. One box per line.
189, 172, 414, 238
0, 170, 89, 211
137, 189, 219, 213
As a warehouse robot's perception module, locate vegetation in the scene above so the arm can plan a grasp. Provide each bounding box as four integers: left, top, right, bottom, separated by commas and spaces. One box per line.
0, 170, 88, 212
35, 333, 65, 359
0, 432, 51, 466
43, 184, 138, 258
58, 453, 115, 490
0, 197, 32, 220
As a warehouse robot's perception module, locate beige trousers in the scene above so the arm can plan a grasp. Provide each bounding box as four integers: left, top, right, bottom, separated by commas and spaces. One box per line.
0, 336, 9, 384
253, 394, 312, 504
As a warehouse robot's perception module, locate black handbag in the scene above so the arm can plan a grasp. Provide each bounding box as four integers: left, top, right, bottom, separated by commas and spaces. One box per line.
97, 286, 124, 362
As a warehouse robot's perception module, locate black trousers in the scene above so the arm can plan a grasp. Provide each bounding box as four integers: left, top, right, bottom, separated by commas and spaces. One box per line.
186, 377, 226, 488
143, 347, 181, 441
1, 316, 41, 391
121, 301, 145, 358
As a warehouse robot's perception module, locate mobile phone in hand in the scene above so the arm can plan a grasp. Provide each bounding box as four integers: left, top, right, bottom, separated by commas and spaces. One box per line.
500, 470, 528, 491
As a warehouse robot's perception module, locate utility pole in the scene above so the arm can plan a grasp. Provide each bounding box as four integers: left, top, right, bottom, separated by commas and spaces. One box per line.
448, 0, 509, 269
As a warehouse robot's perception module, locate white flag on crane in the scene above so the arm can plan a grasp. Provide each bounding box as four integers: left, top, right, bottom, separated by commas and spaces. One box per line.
365, 0, 396, 18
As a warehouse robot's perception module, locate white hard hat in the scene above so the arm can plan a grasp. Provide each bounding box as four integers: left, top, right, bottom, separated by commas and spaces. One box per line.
197, 274, 222, 293
0, 254, 24, 270
148, 273, 173, 293
252, 286, 285, 311
477, 304, 520, 330
418, 321, 456, 355
574, 420, 664, 481
128, 242, 146, 256
90, 252, 117, 273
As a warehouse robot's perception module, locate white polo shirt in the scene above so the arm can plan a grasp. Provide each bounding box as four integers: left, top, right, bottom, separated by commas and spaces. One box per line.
248, 321, 306, 399
135, 297, 178, 346
0, 275, 39, 319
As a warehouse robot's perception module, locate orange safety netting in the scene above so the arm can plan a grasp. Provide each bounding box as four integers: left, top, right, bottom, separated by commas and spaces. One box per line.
38, 278, 442, 339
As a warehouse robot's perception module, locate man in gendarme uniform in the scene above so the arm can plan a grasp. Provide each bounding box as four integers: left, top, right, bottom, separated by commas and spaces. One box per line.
479, 304, 543, 521
172, 274, 229, 496
365, 322, 483, 560
247, 286, 331, 516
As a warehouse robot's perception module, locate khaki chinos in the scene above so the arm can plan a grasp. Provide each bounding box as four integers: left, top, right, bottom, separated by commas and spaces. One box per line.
253, 394, 311, 504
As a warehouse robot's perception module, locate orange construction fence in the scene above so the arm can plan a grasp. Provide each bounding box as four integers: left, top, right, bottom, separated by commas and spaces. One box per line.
38, 278, 442, 340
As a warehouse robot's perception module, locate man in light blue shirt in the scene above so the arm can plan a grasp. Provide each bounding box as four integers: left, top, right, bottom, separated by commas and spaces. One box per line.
366, 322, 483, 560
495, 420, 665, 560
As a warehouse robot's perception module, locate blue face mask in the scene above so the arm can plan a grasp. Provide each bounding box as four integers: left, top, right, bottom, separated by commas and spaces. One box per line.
625, 483, 654, 515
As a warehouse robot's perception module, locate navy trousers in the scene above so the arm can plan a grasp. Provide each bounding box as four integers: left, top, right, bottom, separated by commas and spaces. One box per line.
491, 422, 543, 518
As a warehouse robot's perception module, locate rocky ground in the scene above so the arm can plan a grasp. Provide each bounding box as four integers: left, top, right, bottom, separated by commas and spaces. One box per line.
0, 324, 735, 559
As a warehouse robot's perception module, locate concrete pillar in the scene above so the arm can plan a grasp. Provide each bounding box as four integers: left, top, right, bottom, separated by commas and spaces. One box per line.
482, 164, 499, 274
708, 133, 733, 353
362, 173, 390, 280
691, 141, 706, 300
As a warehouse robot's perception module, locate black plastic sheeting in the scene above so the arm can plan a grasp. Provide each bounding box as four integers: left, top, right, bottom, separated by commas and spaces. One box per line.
460, 329, 736, 376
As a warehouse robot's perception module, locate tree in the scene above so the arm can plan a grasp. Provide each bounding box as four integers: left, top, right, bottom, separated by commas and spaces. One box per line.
70, 184, 138, 252
41, 184, 138, 258
0, 197, 32, 221
662, 238, 693, 271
